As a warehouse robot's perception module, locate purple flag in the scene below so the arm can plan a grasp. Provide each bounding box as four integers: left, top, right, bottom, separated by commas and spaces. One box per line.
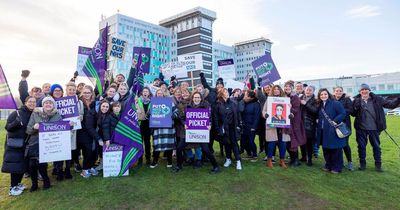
251, 52, 281, 86
113, 95, 143, 175
0, 64, 17, 109
132, 47, 151, 74
149, 97, 173, 128
82, 25, 108, 96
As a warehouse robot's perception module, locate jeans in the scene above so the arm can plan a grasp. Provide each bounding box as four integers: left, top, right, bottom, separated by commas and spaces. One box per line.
267, 140, 286, 159
356, 129, 381, 166
176, 141, 218, 168
186, 147, 202, 160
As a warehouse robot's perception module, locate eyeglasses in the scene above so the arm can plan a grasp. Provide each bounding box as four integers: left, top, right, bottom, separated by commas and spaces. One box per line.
82, 92, 91, 94
53, 89, 62, 92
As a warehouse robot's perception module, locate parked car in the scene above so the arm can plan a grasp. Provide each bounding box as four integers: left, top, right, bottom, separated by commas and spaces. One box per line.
386, 107, 400, 116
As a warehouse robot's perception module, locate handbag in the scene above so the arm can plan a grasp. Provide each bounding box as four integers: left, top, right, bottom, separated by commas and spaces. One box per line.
7, 137, 25, 149
321, 108, 351, 138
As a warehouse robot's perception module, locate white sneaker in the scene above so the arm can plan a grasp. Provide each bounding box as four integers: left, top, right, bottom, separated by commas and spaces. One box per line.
80, 170, 91, 178
223, 159, 232, 167
236, 160, 242, 170
9, 186, 23, 196
17, 183, 26, 191
89, 168, 99, 176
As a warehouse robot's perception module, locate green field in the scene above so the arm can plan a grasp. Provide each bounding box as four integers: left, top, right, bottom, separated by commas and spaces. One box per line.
1, 117, 400, 210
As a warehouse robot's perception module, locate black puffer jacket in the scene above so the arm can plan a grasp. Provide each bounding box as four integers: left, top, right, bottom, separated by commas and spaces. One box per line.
213, 98, 241, 144
98, 113, 119, 142
85, 105, 102, 143
335, 94, 353, 131
353, 93, 400, 132
300, 95, 318, 132
78, 101, 97, 145
2, 106, 33, 174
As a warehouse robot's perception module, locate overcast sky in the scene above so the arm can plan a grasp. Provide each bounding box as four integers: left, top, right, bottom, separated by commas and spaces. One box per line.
1, 0, 399, 95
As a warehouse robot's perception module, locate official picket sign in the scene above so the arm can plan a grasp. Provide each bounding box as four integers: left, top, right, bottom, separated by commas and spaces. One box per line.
251, 52, 281, 86
185, 108, 210, 143
108, 37, 127, 59
266, 97, 291, 128
150, 97, 173, 128
103, 144, 129, 178
55, 96, 81, 130
39, 121, 71, 163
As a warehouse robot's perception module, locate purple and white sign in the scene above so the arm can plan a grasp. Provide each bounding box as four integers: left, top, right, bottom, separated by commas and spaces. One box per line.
76, 46, 92, 77
103, 144, 129, 177
251, 52, 281, 86
0, 64, 17, 109
39, 121, 71, 163
150, 97, 173, 128
55, 96, 81, 130
132, 47, 151, 74
217, 59, 236, 80
185, 108, 210, 143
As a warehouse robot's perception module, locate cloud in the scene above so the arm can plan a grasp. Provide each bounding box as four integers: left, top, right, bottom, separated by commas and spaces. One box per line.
347, 5, 381, 18
293, 43, 315, 51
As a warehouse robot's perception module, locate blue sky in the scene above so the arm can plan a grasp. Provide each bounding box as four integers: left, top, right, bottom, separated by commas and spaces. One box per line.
0, 0, 399, 94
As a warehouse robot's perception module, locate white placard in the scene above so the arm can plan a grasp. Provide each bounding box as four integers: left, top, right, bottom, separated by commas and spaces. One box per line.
185, 129, 210, 143
178, 54, 203, 72
103, 144, 129, 178
217, 59, 236, 80
266, 97, 291, 128
160, 62, 187, 79
225, 79, 245, 90
39, 122, 72, 163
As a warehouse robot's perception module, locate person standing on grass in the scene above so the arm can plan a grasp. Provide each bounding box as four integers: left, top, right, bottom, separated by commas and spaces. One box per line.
352, 83, 400, 172
316, 88, 346, 174
173, 92, 220, 174
263, 85, 290, 169
2, 96, 36, 196
300, 85, 319, 166
136, 87, 153, 166
333, 86, 354, 171
241, 89, 261, 162
26, 96, 63, 191
214, 88, 243, 170
150, 89, 178, 169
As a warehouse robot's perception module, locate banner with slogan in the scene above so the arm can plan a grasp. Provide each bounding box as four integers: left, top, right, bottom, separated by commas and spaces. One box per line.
82, 25, 108, 96
218, 59, 236, 80
109, 37, 127, 59
103, 144, 129, 177
160, 61, 187, 79
178, 54, 203, 72
76, 46, 92, 77
55, 96, 81, 130
112, 95, 143, 175
185, 108, 210, 143
132, 47, 151, 74
266, 97, 291, 128
251, 52, 281, 86
149, 97, 173, 128
0, 64, 17, 109
39, 121, 71, 163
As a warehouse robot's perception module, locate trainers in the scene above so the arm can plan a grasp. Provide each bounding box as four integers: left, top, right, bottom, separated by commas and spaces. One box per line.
80, 170, 91, 178
236, 160, 242, 170
150, 162, 158, 169
347, 162, 354, 171
95, 162, 103, 171
89, 168, 99, 176
250, 157, 258, 163
166, 164, 173, 168
17, 183, 26, 191
263, 156, 268, 161
9, 186, 23, 196
223, 159, 232, 167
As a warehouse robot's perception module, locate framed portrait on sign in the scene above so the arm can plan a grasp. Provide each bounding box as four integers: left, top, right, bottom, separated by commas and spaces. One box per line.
266, 97, 291, 128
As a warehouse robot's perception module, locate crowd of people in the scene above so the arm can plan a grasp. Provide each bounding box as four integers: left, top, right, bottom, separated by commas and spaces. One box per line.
2, 68, 400, 196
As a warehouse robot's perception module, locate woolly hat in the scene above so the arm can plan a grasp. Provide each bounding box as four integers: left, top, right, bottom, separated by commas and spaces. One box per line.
41, 96, 56, 106
216, 78, 224, 86
359, 83, 371, 91
50, 84, 63, 94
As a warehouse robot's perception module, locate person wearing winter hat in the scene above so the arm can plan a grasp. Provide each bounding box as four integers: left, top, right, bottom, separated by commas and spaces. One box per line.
50, 84, 64, 99
352, 83, 400, 172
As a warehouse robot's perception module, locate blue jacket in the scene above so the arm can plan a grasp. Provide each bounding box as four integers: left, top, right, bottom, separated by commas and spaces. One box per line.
316, 99, 346, 149
241, 98, 261, 132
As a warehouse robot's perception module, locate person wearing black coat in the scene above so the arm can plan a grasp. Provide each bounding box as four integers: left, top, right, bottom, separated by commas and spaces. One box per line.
213, 88, 243, 170
352, 84, 400, 172
333, 87, 354, 171
2, 96, 36, 196
300, 86, 319, 166
240, 90, 261, 161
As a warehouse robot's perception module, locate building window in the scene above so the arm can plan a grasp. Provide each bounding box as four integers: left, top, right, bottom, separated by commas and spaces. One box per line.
387, 84, 394, 90
379, 84, 385, 90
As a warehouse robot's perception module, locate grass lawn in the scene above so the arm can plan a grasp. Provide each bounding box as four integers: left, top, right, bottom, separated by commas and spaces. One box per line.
1, 117, 400, 210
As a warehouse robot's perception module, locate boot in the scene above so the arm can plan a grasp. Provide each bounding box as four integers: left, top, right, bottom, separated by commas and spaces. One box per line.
43, 179, 51, 190
30, 183, 38, 192
279, 159, 287, 169
64, 168, 73, 179
266, 158, 273, 168
359, 160, 366, 171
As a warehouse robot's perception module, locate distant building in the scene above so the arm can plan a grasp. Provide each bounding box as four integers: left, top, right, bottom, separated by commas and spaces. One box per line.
300, 72, 400, 97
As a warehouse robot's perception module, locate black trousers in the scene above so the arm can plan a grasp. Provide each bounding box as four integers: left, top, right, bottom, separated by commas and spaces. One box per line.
140, 120, 151, 161
323, 148, 343, 172
81, 142, 96, 170
153, 150, 172, 164
258, 119, 266, 153
11, 173, 24, 187
29, 159, 49, 186
301, 131, 315, 161
176, 140, 218, 168
343, 136, 352, 162
224, 127, 241, 161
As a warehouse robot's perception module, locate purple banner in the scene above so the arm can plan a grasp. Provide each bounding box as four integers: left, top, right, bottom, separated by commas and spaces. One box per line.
55, 96, 79, 119
82, 25, 108, 96
78, 46, 92, 55
150, 97, 173, 128
39, 121, 71, 133
0, 64, 17, 109
185, 108, 210, 130
251, 52, 281, 86
132, 47, 151, 74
